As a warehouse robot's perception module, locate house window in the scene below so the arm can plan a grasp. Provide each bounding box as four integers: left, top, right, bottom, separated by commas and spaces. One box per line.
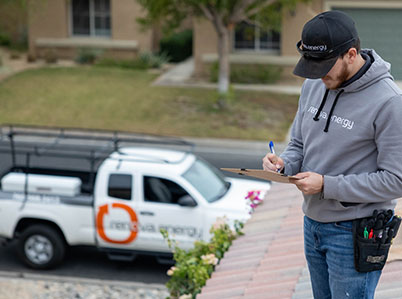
234, 22, 280, 51
72, 0, 111, 37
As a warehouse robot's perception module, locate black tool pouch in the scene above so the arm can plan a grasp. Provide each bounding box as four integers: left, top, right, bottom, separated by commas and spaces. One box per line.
353, 226, 390, 272
353, 211, 401, 273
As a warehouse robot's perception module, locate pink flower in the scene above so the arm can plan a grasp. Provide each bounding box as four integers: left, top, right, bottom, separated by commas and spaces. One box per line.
246, 190, 260, 199
245, 190, 264, 213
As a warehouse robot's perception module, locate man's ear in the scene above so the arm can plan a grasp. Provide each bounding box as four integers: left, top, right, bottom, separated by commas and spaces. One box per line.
346, 48, 358, 64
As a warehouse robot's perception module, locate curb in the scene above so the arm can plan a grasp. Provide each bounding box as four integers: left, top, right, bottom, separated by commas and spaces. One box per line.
154, 80, 302, 95
187, 136, 288, 156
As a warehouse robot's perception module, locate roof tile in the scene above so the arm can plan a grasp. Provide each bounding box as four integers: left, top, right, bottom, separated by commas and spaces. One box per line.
199, 183, 402, 298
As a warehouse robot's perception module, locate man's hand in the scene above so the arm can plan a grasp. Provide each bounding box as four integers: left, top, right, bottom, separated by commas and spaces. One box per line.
290, 172, 323, 195
262, 153, 284, 172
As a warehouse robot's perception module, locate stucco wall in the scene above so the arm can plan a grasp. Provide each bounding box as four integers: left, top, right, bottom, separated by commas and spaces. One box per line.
28, 0, 68, 57
193, 18, 218, 78
281, 0, 323, 56
28, 0, 153, 60
0, 1, 28, 45
111, 0, 152, 52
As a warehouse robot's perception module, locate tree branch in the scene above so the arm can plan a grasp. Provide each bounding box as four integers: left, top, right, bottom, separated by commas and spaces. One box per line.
243, 17, 260, 27
199, 3, 227, 35
245, 0, 279, 18
230, 0, 257, 24
212, 8, 227, 35
199, 4, 214, 22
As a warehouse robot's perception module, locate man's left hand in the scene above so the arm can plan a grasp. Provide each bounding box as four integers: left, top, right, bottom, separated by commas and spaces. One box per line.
290, 172, 323, 195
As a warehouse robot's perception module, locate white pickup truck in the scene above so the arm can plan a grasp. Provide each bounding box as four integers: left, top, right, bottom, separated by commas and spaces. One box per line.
0, 126, 270, 269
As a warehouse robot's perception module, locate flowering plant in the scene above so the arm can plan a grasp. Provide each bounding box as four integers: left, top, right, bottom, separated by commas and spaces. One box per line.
161, 217, 244, 299
201, 253, 219, 266
245, 190, 264, 213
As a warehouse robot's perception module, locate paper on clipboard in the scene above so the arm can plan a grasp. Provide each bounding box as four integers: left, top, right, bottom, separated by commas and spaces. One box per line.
221, 168, 299, 184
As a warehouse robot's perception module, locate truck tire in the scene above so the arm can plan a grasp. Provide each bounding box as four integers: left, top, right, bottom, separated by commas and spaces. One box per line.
17, 224, 66, 269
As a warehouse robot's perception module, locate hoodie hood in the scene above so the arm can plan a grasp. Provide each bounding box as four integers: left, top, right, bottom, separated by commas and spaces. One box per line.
309, 49, 394, 133
342, 49, 393, 93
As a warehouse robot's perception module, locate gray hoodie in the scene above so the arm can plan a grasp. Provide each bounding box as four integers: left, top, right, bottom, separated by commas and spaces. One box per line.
281, 49, 402, 222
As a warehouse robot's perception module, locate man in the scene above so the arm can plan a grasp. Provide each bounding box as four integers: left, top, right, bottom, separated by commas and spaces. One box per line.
263, 10, 402, 298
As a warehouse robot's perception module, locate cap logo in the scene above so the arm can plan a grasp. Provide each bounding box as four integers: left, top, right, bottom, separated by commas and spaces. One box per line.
302, 43, 327, 52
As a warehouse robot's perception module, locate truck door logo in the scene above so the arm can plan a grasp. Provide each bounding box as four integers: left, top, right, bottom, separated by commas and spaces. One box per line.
96, 203, 139, 244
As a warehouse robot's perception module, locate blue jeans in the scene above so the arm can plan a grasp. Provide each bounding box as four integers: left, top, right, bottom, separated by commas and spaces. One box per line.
304, 216, 382, 299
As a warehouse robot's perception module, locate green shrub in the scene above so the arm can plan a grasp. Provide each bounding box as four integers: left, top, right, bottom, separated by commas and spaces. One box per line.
138, 51, 170, 68
75, 48, 102, 65
0, 32, 11, 46
26, 53, 36, 63
43, 49, 58, 64
96, 58, 142, 69
0, 55, 3, 67
160, 29, 192, 63
9, 51, 21, 60
162, 217, 244, 299
96, 51, 169, 70
0, 30, 27, 51
210, 62, 283, 84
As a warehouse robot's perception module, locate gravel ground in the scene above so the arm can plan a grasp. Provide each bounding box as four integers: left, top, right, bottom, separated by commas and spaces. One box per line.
0, 273, 169, 299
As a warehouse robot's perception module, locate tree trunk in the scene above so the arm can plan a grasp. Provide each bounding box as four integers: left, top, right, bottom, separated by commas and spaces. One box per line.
217, 27, 230, 96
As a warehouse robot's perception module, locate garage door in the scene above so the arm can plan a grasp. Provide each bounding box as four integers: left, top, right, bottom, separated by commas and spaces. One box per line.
333, 7, 402, 80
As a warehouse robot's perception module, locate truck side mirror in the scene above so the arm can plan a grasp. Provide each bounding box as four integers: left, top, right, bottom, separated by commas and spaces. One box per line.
178, 195, 197, 207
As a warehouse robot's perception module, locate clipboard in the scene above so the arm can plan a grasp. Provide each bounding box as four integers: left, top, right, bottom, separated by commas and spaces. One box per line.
221, 168, 299, 184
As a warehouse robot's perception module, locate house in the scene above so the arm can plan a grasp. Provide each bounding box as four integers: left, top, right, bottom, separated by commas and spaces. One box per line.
27, 0, 160, 60
26, 0, 402, 80
194, 0, 402, 82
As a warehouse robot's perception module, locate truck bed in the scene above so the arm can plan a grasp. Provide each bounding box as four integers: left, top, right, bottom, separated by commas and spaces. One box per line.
3, 167, 97, 195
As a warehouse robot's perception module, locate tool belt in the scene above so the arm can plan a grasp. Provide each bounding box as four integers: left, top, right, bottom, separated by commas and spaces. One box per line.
353, 209, 401, 273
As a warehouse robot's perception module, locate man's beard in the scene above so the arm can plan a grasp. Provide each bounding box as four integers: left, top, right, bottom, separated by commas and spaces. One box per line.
322, 61, 350, 90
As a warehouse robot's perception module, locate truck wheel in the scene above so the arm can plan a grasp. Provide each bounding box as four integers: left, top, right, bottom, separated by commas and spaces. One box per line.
17, 225, 66, 269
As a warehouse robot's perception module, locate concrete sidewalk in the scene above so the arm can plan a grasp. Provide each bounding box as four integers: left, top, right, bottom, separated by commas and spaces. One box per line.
153, 58, 303, 95
152, 57, 402, 95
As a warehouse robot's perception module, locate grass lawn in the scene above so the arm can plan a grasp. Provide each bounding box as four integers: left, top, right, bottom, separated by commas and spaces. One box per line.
0, 66, 298, 141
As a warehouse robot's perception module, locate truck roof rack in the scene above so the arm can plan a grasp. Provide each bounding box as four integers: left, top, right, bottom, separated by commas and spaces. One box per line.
0, 124, 195, 174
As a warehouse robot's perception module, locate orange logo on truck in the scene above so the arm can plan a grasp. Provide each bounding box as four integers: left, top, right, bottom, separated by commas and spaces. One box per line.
96, 203, 138, 244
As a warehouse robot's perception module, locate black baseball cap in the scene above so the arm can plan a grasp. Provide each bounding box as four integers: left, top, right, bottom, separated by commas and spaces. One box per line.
293, 10, 359, 79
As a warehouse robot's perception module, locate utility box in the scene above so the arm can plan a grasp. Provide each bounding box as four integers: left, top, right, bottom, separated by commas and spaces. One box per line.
1, 173, 82, 197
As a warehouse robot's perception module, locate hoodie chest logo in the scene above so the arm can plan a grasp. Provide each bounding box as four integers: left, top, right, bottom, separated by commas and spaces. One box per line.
307, 106, 355, 130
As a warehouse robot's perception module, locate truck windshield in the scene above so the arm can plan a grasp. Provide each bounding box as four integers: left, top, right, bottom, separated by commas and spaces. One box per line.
182, 158, 229, 203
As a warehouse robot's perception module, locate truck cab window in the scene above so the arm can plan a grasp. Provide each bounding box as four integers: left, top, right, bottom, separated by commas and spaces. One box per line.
144, 176, 189, 204
108, 174, 132, 200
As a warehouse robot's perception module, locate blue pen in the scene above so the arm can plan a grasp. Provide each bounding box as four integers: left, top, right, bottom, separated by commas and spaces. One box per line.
269, 141, 276, 155
269, 141, 280, 173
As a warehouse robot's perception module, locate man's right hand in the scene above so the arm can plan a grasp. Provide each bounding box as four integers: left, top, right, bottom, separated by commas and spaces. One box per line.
262, 153, 284, 173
